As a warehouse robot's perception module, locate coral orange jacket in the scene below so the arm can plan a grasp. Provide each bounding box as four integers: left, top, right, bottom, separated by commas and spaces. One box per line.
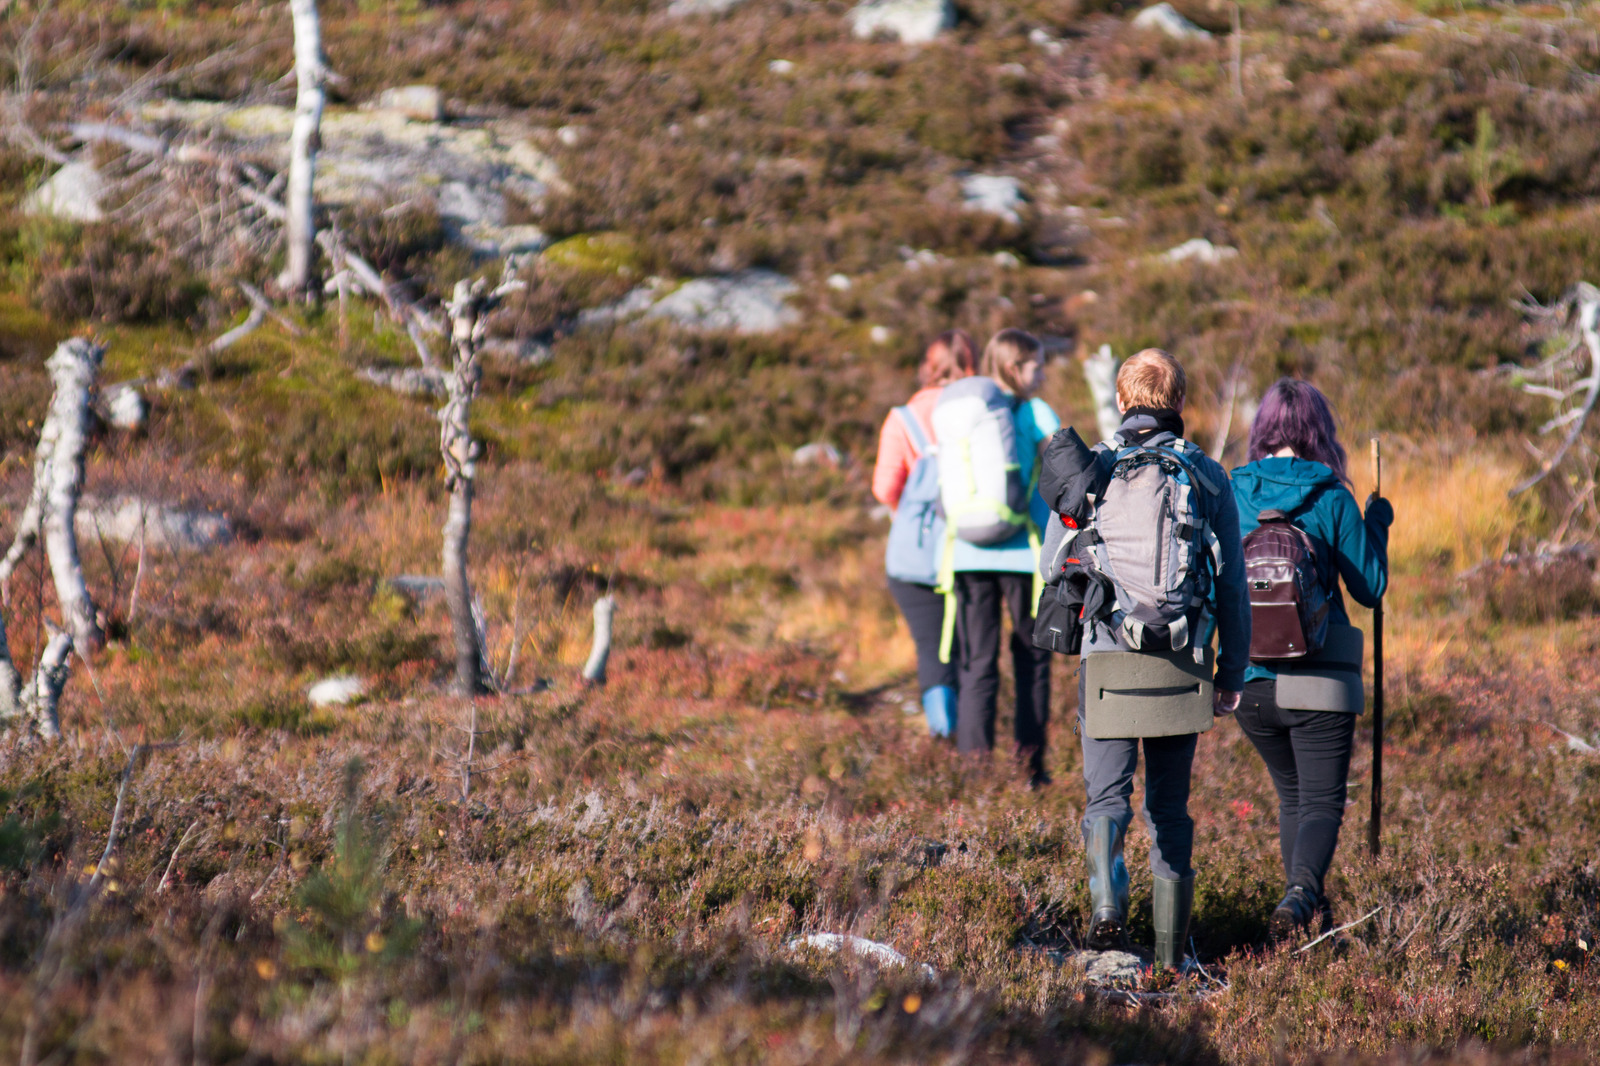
872, 386, 943, 510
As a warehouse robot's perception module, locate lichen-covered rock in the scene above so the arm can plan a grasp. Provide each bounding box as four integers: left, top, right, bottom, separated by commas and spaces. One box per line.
646, 271, 800, 333
308, 675, 365, 707
142, 99, 563, 258
848, 0, 955, 43
373, 85, 444, 122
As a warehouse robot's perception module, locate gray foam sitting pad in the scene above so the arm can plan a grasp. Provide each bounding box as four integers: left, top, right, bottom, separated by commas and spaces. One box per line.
1276, 665, 1364, 713
1084, 648, 1215, 739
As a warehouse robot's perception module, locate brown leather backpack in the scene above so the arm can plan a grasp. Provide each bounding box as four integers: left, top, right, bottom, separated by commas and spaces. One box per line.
1243, 509, 1331, 661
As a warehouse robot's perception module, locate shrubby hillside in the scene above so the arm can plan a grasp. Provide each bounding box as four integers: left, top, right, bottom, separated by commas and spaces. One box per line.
2, 1, 1600, 1063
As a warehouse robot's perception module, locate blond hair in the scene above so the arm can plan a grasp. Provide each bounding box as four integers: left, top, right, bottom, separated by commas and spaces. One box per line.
981, 328, 1044, 396
1116, 348, 1186, 410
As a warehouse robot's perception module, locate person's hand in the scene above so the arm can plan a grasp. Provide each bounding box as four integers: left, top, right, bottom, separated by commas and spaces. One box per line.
1364, 494, 1394, 529
1214, 688, 1241, 717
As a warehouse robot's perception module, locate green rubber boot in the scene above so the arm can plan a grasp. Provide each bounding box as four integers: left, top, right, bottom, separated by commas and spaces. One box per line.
1085, 817, 1130, 949
1153, 874, 1194, 972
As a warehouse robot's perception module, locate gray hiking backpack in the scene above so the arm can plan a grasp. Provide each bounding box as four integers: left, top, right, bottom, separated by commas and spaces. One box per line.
1072, 432, 1224, 653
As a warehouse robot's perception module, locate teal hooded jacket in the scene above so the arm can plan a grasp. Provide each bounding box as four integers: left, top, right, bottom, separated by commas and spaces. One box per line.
1230, 457, 1389, 683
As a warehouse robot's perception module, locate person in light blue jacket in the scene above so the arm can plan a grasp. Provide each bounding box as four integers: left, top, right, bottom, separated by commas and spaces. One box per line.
951, 329, 1059, 788
1230, 378, 1392, 939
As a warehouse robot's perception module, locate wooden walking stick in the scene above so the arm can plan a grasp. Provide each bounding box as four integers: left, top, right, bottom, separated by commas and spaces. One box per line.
1368, 438, 1384, 857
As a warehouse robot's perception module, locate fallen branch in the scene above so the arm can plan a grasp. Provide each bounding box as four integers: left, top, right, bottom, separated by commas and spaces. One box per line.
157, 820, 201, 893
1295, 905, 1385, 954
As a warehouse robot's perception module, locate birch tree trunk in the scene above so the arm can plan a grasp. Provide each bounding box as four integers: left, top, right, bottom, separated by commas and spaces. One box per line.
42, 339, 104, 653
0, 610, 21, 719
1082, 344, 1122, 443
283, 0, 325, 297
0, 339, 104, 654
438, 270, 523, 695
441, 280, 488, 696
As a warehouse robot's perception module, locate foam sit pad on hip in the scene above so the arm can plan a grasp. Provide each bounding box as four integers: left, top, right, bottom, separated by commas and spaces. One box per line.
1083, 648, 1215, 739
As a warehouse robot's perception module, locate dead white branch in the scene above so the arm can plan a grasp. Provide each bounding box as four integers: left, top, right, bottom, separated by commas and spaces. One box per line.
282, 0, 326, 296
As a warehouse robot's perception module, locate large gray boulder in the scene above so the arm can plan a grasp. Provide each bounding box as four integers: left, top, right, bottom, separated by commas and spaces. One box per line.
1131, 3, 1212, 40
646, 271, 800, 333
143, 99, 564, 258
848, 0, 955, 43
77, 496, 233, 553
24, 161, 106, 222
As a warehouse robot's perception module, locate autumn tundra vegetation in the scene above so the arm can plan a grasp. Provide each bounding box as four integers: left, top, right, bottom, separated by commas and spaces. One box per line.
5, 0, 1600, 1062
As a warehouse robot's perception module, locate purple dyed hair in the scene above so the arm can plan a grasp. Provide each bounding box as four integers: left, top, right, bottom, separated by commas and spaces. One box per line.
1247, 378, 1350, 484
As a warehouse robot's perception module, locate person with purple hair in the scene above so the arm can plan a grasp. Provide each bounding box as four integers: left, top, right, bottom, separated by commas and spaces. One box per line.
1230, 379, 1393, 939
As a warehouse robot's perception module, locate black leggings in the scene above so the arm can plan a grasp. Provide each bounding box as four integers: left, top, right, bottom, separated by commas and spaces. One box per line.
888, 578, 957, 693
1234, 679, 1357, 899
954, 571, 1051, 772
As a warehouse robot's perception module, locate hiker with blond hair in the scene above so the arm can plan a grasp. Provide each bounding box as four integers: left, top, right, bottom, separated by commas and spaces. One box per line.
1230, 378, 1391, 939
1038, 347, 1249, 970
873, 330, 978, 737
932, 328, 1059, 787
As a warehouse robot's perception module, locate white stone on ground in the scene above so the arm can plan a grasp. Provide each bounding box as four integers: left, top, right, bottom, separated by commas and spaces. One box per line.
24, 161, 106, 222
848, 0, 955, 43
646, 270, 800, 333
1131, 2, 1212, 40
792, 442, 842, 468
308, 675, 365, 707
77, 496, 233, 553
826, 273, 853, 291
769, 59, 795, 74
373, 85, 444, 122
667, 0, 746, 13
961, 174, 1026, 224
104, 384, 149, 430
788, 932, 937, 980
869, 325, 893, 345
1162, 237, 1239, 265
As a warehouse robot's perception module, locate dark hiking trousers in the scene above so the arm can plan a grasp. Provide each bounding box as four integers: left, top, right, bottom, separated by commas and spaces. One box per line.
888, 577, 958, 693
1077, 665, 1198, 880
954, 571, 1051, 772
1234, 678, 1356, 900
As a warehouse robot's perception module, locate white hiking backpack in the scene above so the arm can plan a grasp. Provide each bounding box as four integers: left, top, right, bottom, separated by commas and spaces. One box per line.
931, 376, 1031, 546
1073, 432, 1224, 653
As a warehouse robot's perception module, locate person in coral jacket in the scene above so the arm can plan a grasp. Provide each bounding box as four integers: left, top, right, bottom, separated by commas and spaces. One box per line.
872, 330, 977, 737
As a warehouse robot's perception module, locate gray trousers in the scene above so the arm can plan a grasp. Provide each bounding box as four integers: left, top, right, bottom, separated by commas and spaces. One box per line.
1078, 667, 1198, 881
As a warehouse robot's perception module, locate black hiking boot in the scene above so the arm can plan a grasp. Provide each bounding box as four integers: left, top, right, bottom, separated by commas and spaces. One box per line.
1085, 817, 1130, 950
1153, 874, 1195, 972
1269, 885, 1319, 942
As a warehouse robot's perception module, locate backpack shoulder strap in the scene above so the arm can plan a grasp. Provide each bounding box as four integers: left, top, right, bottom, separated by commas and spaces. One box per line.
893, 405, 932, 458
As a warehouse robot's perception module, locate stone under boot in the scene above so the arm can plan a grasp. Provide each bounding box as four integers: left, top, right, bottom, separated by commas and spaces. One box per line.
1153, 874, 1194, 972
1085, 817, 1130, 949
921, 685, 955, 738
